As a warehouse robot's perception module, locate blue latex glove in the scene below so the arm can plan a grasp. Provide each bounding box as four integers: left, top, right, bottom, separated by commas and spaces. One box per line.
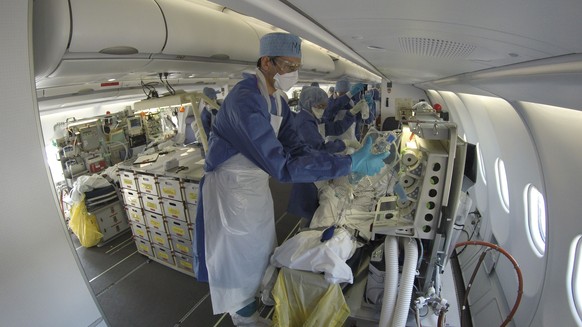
349, 83, 365, 96
350, 136, 390, 176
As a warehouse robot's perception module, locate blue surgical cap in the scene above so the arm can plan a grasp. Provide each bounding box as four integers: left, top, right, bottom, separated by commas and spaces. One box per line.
299, 86, 328, 112
335, 80, 350, 93
260, 32, 302, 58
203, 87, 218, 100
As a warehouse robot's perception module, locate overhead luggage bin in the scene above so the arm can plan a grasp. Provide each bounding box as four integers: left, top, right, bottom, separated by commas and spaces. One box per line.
159, 1, 259, 63
299, 43, 335, 79
67, 0, 166, 55
33, 0, 70, 79
143, 60, 251, 79
325, 58, 382, 83
33, 0, 166, 83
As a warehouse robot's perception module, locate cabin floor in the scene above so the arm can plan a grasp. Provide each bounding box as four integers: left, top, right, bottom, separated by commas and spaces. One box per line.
71, 179, 461, 327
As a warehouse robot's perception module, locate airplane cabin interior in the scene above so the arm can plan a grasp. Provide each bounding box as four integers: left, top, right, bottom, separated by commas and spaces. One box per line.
1, 0, 582, 326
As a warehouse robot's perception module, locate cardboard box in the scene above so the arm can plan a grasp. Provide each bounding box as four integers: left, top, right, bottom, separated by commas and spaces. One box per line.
141, 194, 162, 214
162, 198, 187, 222
137, 173, 159, 196
144, 210, 166, 233
126, 206, 145, 225
119, 170, 137, 190
135, 238, 153, 257
153, 244, 174, 265
166, 217, 191, 240
183, 181, 199, 205
122, 188, 141, 208
171, 236, 194, 257
175, 253, 196, 274
130, 222, 149, 241
158, 176, 183, 201
150, 230, 171, 249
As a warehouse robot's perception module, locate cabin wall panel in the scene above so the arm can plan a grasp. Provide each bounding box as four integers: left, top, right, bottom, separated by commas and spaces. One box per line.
1, 1, 105, 326
442, 90, 547, 326
517, 102, 582, 327
485, 98, 549, 326
458, 94, 546, 326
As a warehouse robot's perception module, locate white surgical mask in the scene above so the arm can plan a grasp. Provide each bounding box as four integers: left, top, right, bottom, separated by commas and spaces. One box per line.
273, 70, 298, 92
312, 107, 325, 119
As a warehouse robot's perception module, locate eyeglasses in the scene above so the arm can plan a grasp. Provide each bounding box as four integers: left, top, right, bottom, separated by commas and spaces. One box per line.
271, 57, 302, 73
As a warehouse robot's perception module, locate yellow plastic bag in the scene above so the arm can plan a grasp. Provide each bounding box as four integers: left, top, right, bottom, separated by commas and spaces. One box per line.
273, 267, 350, 327
68, 200, 103, 247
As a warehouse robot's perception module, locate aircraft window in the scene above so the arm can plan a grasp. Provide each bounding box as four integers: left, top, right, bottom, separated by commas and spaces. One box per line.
526, 184, 546, 256
568, 235, 582, 324
477, 143, 486, 185
495, 158, 510, 212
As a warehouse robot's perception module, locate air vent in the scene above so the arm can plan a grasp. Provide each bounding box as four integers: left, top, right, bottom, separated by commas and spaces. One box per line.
398, 37, 476, 58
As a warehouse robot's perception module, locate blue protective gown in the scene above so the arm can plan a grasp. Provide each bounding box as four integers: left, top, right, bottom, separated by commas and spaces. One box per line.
292, 110, 346, 153
323, 93, 353, 127
200, 106, 218, 139
195, 73, 352, 313
203, 75, 351, 180
286, 110, 346, 220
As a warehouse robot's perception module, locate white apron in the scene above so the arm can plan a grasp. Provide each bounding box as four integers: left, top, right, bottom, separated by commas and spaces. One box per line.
203, 70, 283, 314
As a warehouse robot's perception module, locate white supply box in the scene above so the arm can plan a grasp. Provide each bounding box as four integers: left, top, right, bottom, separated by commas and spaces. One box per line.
135, 238, 153, 257
150, 230, 171, 249
119, 170, 138, 190
166, 217, 191, 240
144, 210, 166, 233
171, 236, 194, 257
162, 198, 187, 222
137, 173, 159, 196
141, 194, 163, 214
130, 222, 149, 241
122, 189, 141, 208
126, 206, 145, 225
183, 181, 199, 205
175, 252, 196, 274
158, 176, 183, 201
152, 244, 175, 265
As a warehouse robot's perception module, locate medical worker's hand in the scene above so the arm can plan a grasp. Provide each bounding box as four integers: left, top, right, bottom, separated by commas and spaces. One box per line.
349, 83, 365, 96
350, 136, 389, 176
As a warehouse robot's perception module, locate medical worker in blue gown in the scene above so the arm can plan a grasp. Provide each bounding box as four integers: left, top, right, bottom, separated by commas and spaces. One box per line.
200, 87, 219, 138
195, 32, 388, 326
286, 86, 350, 221
323, 79, 361, 123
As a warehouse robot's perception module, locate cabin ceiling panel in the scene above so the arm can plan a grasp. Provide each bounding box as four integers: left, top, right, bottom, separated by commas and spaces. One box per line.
288, 0, 582, 83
